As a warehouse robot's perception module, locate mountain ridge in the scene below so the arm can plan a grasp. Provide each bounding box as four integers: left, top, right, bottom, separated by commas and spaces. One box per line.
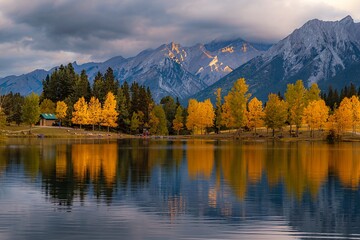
0, 39, 269, 102
192, 16, 360, 103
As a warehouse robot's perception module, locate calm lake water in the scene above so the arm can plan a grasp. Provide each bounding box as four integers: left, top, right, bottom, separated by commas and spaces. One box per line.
1, 138, 360, 239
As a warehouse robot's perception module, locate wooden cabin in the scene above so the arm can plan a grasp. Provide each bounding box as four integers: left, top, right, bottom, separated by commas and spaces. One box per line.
39, 113, 57, 126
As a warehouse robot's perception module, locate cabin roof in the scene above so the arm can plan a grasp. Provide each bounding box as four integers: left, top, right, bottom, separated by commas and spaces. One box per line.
40, 113, 57, 120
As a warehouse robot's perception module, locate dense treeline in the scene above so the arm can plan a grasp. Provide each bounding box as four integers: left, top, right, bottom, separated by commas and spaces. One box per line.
208, 79, 360, 139
0, 63, 184, 134
1, 62, 360, 138
321, 83, 360, 110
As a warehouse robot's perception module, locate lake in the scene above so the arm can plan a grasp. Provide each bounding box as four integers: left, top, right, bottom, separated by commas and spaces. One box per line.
1, 138, 360, 239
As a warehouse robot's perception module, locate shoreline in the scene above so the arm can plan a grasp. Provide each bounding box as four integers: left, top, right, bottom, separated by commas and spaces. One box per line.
2, 126, 360, 142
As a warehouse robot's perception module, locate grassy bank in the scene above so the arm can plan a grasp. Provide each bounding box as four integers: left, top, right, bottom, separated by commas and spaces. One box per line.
0, 125, 133, 139
1, 125, 360, 142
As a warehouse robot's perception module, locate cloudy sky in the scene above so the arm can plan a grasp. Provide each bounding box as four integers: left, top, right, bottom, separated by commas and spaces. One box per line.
0, 0, 359, 77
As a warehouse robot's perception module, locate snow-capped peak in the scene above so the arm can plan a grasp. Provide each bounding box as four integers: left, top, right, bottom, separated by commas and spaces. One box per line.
263, 16, 360, 86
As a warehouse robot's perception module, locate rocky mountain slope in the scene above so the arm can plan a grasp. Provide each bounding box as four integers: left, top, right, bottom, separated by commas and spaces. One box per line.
194, 16, 360, 102
0, 39, 268, 102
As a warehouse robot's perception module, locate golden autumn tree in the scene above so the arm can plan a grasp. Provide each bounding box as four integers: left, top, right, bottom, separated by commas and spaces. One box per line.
264, 94, 288, 137
246, 97, 265, 133
101, 92, 118, 132
72, 97, 89, 129
88, 96, 102, 131
186, 99, 199, 133
186, 99, 214, 134
328, 97, 353, 136
349, 95, 360, 133
224, 78, 251, 133
221, 94, 235, 130
172, 106, 184, 135
303, 100, 329, 137
55, 101, 68, 127
199, 99, 215, 133
284, 80, 307, 136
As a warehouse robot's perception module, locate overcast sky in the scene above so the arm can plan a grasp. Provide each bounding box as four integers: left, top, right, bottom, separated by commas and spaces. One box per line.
0, 0, 359, 77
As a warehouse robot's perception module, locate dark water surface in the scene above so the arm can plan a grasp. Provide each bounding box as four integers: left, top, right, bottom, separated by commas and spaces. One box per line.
1, 138, 360, 239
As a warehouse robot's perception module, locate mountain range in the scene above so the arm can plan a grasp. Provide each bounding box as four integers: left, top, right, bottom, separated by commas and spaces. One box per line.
195, 15, 360, 102
1, 16, 360, 103
0, 39, 269, 102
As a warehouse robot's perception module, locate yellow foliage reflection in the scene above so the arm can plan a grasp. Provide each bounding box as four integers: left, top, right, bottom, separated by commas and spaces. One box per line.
330, 145, 360, 189
193, 141, 360, 201
187, 140, 214, 179
218, 143, 265, 200
71, 143, 118, 185
220, 144, 247, 200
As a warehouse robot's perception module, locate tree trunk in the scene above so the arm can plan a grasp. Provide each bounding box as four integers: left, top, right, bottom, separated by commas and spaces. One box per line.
107, 126, 109, 132
296, 126, 299, 137
92, 124, 95, 131
272, 128, 275, 137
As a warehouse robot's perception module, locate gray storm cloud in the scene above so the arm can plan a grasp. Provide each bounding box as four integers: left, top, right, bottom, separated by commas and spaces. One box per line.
0, 0, 357, 77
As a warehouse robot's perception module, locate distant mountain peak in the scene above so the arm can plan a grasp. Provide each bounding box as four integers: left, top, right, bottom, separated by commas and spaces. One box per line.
340, 15, 354, 24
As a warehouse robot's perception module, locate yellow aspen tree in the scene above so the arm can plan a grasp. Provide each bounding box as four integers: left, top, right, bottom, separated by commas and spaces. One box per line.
284, 80, 306, 136
172, 106, 184, 135
186, 99, 200, 133
88, 97, 102, 131
225, 78, 251, 133
330, 97, 353, 135
303, 100, 329, 137
199, 99, 215, 134
72, 97, 89, 129
55, 101, 68, 127
101, 92, 118, 132
246, 97, 265, 134
264, 94, 288, 137
349, 95, 360, 133
221, 94, 235, 130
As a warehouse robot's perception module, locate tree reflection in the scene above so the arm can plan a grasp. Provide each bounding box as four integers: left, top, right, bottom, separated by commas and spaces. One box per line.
187, 140, 214, 179
2, 139, 360, 207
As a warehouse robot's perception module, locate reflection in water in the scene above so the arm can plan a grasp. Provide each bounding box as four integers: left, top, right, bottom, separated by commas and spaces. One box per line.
187, 140, 214, 179
2, 139, 360, 201
1, 139, 360, 239
72, 143, 117, 185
